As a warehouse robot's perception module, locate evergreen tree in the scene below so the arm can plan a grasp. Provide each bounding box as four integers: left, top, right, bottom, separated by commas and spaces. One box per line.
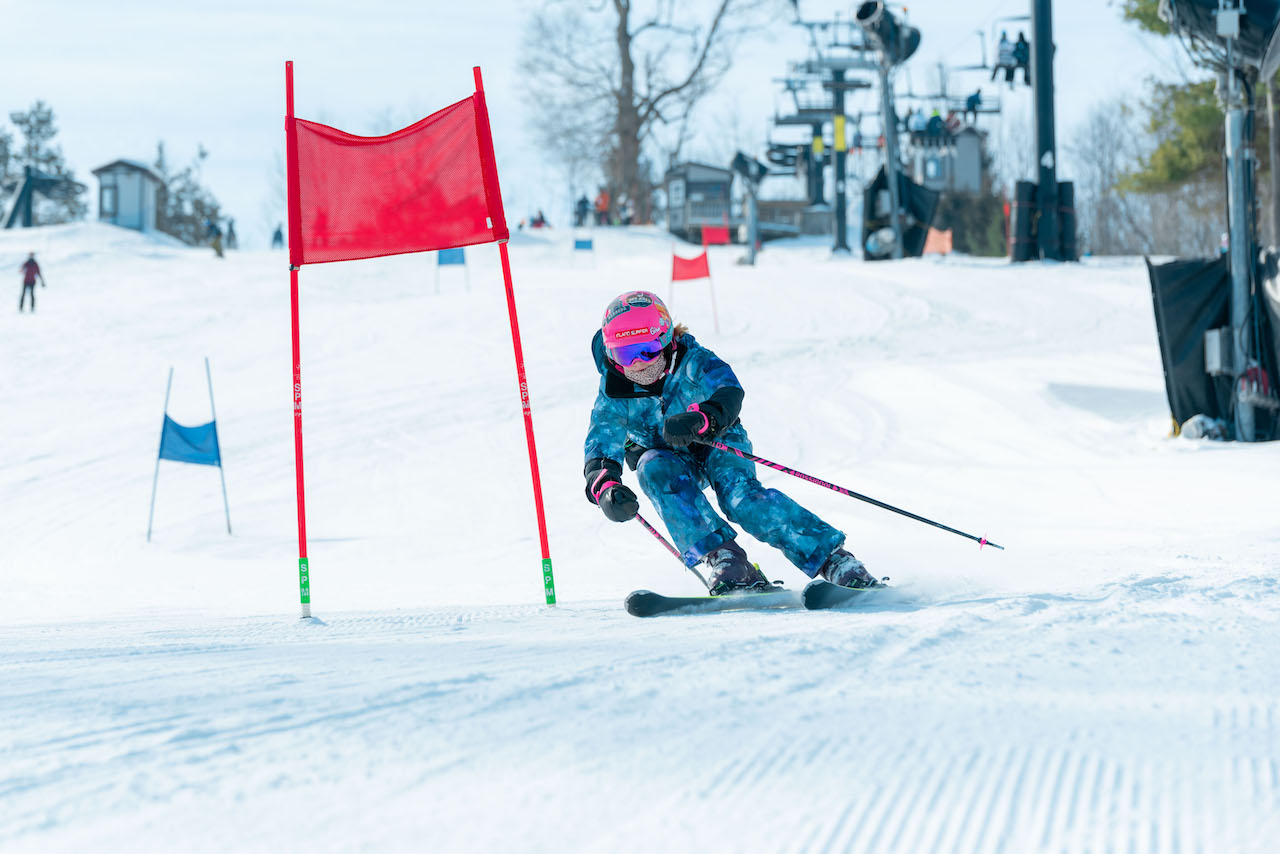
152, 141, 223, 246
934, 138, 1007, 256
1116, 1, 1274, 186
0, 127, 15, 208
1120, 80, 1228, 191
1118, 0, 1169, 36
8, 100, 88, 223
0, 127, 14, 186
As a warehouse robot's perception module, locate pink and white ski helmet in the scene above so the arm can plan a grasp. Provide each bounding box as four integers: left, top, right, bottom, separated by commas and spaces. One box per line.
601, 291, 674, 367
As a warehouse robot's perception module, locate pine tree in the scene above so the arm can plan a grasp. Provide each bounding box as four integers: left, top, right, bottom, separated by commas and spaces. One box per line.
8, 100, 88, 223
0, 127, 15, 207
152, 140, 223, 246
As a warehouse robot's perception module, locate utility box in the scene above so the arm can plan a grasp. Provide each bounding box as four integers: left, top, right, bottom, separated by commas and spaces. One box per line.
907, 127, 985, 194
1205, 327, 1233, 376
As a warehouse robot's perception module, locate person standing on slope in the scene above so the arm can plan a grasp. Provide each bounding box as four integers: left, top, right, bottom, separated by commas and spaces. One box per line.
583, 291, 880, 595
19, 252, 44, 312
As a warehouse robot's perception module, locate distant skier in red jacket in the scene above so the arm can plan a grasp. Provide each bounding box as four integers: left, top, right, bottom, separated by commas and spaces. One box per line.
19, 252, 44, 313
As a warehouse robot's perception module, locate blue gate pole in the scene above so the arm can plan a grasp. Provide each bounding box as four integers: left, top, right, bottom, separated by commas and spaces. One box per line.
205, 357, 231, 534
147, 367, 174, 542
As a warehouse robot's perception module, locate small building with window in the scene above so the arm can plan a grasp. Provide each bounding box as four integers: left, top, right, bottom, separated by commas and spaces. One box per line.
665, 161, 737, 243
92, 159, 163, 233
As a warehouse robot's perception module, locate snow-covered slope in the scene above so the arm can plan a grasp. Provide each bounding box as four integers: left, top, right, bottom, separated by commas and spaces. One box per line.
2, 223, 1277, 852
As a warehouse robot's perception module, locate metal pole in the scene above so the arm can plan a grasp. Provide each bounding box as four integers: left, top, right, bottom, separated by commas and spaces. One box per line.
879, 62, 905, 259
1268, 81, 1280, 245
744, 179, 759, 265
475, 63, 558, 607
833, 69, 850, 253
498, 241, 558, 604
634, 513, 710, 589
809, 125, 826, 207
146, 367, 174, 542
1224, 48, 1257, 440
285, 61, 312, 618
1031, 0, 1060, 260
697, 437, 1004, 550
205, 357, 231, 534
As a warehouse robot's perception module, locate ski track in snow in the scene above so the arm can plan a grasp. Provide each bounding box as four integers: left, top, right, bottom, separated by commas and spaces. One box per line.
2, 225, 1280, 852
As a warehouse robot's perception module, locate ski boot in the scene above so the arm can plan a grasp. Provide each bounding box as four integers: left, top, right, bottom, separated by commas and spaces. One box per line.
818, 548, 883, 589
704, 539, 771, 596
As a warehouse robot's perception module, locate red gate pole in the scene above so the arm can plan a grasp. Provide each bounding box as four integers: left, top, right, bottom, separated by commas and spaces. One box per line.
498, 241, 556, 605
285, 60, 311, 618
474, 66, 556, 605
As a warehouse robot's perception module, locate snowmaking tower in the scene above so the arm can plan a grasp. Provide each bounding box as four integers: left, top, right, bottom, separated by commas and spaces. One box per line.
853, 1, 920, 259
1154, 0, 1280, 441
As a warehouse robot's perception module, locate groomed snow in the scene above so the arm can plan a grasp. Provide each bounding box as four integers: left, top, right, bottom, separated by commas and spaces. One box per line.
2, 223, 1278, 852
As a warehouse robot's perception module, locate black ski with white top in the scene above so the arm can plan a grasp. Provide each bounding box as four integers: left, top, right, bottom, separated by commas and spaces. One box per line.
625, 586, 796, 617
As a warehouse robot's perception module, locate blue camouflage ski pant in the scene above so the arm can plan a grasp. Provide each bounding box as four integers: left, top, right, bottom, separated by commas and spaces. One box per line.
635, 441, 845, 576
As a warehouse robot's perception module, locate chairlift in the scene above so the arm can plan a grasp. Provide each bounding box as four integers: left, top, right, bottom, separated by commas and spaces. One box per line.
990, 14, 1030, 48
944, 93, 1002, 117
987, 15, 1033, 90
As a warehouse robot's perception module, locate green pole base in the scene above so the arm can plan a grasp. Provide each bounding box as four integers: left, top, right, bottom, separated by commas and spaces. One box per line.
298, 557, 311, 617
542, 558, 557, 605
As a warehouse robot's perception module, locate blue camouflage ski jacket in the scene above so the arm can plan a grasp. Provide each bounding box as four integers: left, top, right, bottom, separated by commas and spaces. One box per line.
584, 330, 748, 465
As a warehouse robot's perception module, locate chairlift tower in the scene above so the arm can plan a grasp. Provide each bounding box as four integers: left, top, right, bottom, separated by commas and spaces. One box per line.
788, 13, 881, 255
773, 111, 828, 208
795, 57, 875, 254
1030, 0, 1061, 261
798, 58, 870, 252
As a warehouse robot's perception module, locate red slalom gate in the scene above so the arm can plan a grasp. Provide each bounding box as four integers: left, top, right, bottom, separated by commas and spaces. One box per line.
284, 62, 557, 617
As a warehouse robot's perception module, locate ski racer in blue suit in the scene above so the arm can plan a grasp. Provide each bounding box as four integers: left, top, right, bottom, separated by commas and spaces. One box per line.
583, 291, 878, 595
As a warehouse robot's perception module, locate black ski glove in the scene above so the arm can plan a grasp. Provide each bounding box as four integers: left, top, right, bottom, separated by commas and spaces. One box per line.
663, 401, 728, 449
584, 458, 639, 522
624, 440, 647, 472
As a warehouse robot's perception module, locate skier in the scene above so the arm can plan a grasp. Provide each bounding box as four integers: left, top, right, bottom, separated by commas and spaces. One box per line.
964, 90, 982, 124
1013, 33, 1031, 86
594, 188, 610, 226
271, 223, 285, 249
583, 291, 880, 595
205, 218, 223, 258
992, 31, 1014, 85
19, 252, 44, 312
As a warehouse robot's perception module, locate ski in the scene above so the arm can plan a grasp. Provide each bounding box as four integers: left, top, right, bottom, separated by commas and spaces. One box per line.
802, 579, 879, 610
625, 587, 798, 617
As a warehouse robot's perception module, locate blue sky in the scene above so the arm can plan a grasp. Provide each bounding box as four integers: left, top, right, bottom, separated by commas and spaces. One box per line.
9, 0, 1188, 248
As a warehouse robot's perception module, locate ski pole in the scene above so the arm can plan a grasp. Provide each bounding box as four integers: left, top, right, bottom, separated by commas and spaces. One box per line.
634, 512, 709, 588
696, 438, 1004, 550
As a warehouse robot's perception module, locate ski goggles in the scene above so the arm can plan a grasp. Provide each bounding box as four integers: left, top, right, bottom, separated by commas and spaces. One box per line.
607, 338, 666, 367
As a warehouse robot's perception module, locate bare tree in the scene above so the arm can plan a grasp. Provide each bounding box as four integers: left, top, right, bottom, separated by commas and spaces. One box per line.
989, 100, 1037, 195
520, 0, 774, 222
1057, 98, 1227, 257
1066, 99, 1153, 255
